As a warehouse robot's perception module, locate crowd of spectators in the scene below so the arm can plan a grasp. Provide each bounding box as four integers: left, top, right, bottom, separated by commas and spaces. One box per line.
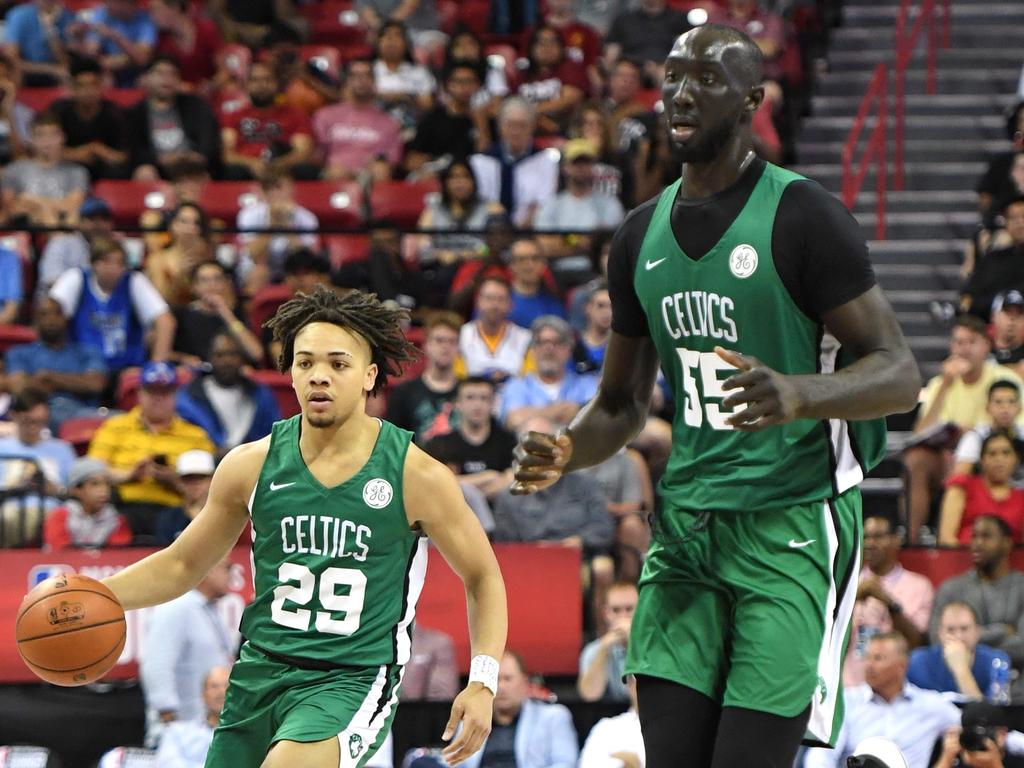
14, 1, 1024, 767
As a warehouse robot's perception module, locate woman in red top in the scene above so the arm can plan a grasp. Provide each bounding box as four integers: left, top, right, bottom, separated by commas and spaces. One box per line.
939, 429, 1024, 545
511, 25, 586, 135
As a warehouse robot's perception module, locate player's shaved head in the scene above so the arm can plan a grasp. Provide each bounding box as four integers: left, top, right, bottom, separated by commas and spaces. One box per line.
670, 24, 764, 89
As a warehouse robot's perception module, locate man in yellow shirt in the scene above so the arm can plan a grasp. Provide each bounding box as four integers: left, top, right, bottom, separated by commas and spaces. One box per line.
88, 361, 214, 541
905, 315, 1023, 544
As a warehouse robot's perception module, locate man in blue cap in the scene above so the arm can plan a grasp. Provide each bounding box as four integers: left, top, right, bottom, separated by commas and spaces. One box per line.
87, 359, 214, 540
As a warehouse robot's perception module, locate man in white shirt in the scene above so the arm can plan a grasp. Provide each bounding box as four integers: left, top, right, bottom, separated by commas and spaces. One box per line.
470, 97, 559, 227
804, 633, 960, 768
154, 665, 230, 767
458, 276, 531, 385
236, 168, 319, 294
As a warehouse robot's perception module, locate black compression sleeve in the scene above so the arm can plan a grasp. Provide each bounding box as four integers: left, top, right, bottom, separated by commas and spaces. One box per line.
608, 199, 658, 338
772, 180, 877, 322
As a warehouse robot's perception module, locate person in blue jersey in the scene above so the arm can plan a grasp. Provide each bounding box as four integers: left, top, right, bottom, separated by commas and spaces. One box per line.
49, 236, 175, 371
92, 286, 507, 768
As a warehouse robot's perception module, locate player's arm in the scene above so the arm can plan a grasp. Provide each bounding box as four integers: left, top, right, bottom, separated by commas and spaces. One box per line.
102, 439, 266, 610
512, 208, 663, 493
718, 287, 921, 428
404, 444, 507, 767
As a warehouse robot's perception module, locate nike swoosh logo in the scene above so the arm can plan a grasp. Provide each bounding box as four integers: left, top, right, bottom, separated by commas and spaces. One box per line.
269, 481, 295, 491
645, 258, 667, 270
788, 539, 816, 549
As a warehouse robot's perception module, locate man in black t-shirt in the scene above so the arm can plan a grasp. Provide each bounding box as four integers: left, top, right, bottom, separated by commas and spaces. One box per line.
963, 198, 1024, 322
405, 60, 488, 175
993, 290, 1024, 375
424, 376, 517, 499
384, 311, 462, 443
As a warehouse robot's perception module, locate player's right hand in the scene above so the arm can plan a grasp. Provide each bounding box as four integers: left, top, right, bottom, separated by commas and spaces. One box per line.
510, 431, 573, 495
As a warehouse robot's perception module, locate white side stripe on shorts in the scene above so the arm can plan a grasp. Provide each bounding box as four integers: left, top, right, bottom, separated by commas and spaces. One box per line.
806, 500, 861, 744
336, 665, 403, 768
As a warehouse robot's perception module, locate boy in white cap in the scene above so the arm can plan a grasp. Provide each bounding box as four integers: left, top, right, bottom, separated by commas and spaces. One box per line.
155, 449, 215, 544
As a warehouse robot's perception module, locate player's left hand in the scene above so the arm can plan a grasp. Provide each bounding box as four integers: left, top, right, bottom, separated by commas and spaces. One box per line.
715, 346, 804, 431
441, 683, 493, 766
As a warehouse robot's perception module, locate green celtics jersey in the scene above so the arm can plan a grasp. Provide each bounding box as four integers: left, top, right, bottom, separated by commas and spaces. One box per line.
240, 416, 427, 667
633, 163, 885, 511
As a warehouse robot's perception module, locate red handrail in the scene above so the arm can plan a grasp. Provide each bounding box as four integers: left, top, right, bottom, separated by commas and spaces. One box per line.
842, 63, 888, 241
893, 0, 948, 190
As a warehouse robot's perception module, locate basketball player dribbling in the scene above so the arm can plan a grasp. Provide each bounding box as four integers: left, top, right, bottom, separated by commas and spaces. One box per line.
103, 287, 508, 768
513, 25, 921, 768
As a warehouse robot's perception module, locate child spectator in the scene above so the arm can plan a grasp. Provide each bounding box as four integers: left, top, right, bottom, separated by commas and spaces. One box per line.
43, 457, 132, 550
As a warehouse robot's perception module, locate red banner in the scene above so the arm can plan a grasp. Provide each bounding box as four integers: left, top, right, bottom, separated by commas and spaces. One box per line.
1, 543, 582, 684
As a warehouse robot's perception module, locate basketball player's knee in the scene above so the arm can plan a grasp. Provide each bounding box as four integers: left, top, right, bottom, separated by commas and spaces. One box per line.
261, 738, 340, 768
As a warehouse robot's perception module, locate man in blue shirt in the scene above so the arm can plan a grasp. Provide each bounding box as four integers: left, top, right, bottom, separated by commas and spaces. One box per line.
6, 297, 107, 430
507, 238, 567, 329
2, 0, 74, 86
0, 244, 24, 324
501, 315, 598, 431
73, 0, 155, 86
909, 601, 1012, 703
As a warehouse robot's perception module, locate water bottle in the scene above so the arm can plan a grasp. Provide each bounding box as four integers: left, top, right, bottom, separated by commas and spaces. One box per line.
989, 656, 1011, 704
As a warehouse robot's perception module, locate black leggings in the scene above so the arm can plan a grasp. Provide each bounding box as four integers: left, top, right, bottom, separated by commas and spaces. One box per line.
636, 675, 811, 768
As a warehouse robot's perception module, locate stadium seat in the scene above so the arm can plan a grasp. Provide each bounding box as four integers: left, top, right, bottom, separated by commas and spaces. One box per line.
197, 181, 261, 222
300, 45, 343, 80
58, 416, 108, 455
534, 135, 566, 152
636, 89, 662, 112
0, 324, 36, 354
301, 4, 364, 46
0, 745, 58, 768
292, 181, 364, 229
104, 88, 143, 108
404, 325, 426, 348
117, 367, 193, 411
457, 0, 492, 35
248, 284, 294, 335
93, 180, 171, 227
325, 234, 371, 267
17, 88, 63, 112
217, 43, 252, 84
248, 369, 299, 417
368, 179, 441, 228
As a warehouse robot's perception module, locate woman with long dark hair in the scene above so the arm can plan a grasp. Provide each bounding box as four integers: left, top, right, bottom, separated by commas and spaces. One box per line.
145, 202, 214, 307
373, 19, 436, 131
511, 24, 586, 135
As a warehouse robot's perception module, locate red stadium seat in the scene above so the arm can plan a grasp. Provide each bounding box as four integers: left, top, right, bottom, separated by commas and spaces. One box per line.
105, 88, 144, 108
248, 284, 294, 335
0, 324, 36, 354
457, 0, 492, 35
17, 88, 63, 112
116, 367, 193, 411
197, 181, 261, 222
93, 180, 171, 227
369, 179, 441, 228
248, 369, 299, 417
301, 3, 364, 46
636, 89, 662, 112
291, 181, 364, 229
325, 235, 371, 267
58, 416, 107, 456
217, 43, 252, 85
300, 45, 343, 80
534, 135, 565, 152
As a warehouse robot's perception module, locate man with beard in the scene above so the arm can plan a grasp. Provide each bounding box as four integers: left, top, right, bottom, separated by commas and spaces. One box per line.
175, 332, 280, 453
221, 61, 315, 181
100, 287, 507, 768
511, 25, 920, 767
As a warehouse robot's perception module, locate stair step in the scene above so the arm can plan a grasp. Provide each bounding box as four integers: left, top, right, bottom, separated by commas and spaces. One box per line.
800, 114, 1003, 143
792, 162, 985, 195
829, 48, 1023, 69
811, 94, 1014, 117
817, 68, 1018, 97
796, 139, 998, 165
842, 3, 1024, 27
895, 310, 946, 337
868, 239, 967, 265
831, 25, 1021, 50
873, 262, 962, 289
856, 211, 977, 241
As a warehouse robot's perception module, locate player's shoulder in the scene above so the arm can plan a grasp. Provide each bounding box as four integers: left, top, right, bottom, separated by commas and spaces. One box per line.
403, 442, 457, 488
619, 193, 661, 235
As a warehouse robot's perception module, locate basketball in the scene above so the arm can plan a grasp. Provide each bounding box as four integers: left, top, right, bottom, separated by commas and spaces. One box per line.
14, 573, 126, 687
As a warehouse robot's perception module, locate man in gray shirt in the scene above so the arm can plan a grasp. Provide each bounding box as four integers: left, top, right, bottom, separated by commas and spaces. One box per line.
1, 111, 88, 227
931, 515, 1024, 695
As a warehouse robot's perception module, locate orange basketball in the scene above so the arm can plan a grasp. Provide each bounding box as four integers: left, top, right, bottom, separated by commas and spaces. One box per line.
15, 573, 126, 686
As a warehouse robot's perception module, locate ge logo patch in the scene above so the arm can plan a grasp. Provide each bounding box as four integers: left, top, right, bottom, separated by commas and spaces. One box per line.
363, 478, 393, 508
729, 244, 758, 278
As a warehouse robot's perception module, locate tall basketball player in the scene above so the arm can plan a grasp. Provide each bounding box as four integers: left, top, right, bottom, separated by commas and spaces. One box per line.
512, 25, 920, 768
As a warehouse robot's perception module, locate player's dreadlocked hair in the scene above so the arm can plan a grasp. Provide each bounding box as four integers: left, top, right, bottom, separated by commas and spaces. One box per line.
264, 286, 419, 396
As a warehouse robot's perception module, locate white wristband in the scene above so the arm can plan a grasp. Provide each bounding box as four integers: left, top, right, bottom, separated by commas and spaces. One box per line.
469, 654, 499, 695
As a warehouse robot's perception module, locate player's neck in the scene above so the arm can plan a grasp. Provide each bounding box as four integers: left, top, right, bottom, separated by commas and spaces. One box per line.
678, 137, 755, 200
299, 409, 376, 459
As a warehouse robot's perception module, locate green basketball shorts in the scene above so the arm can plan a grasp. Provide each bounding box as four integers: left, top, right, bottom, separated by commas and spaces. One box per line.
204, 643, 403, 767
624, 486, 862, 747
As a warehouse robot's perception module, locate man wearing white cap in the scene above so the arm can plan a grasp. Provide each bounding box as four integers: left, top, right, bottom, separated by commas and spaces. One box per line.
155, 449, 215, 544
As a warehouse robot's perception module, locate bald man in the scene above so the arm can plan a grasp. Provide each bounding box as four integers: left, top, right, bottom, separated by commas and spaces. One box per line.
512, 24, 920, 767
